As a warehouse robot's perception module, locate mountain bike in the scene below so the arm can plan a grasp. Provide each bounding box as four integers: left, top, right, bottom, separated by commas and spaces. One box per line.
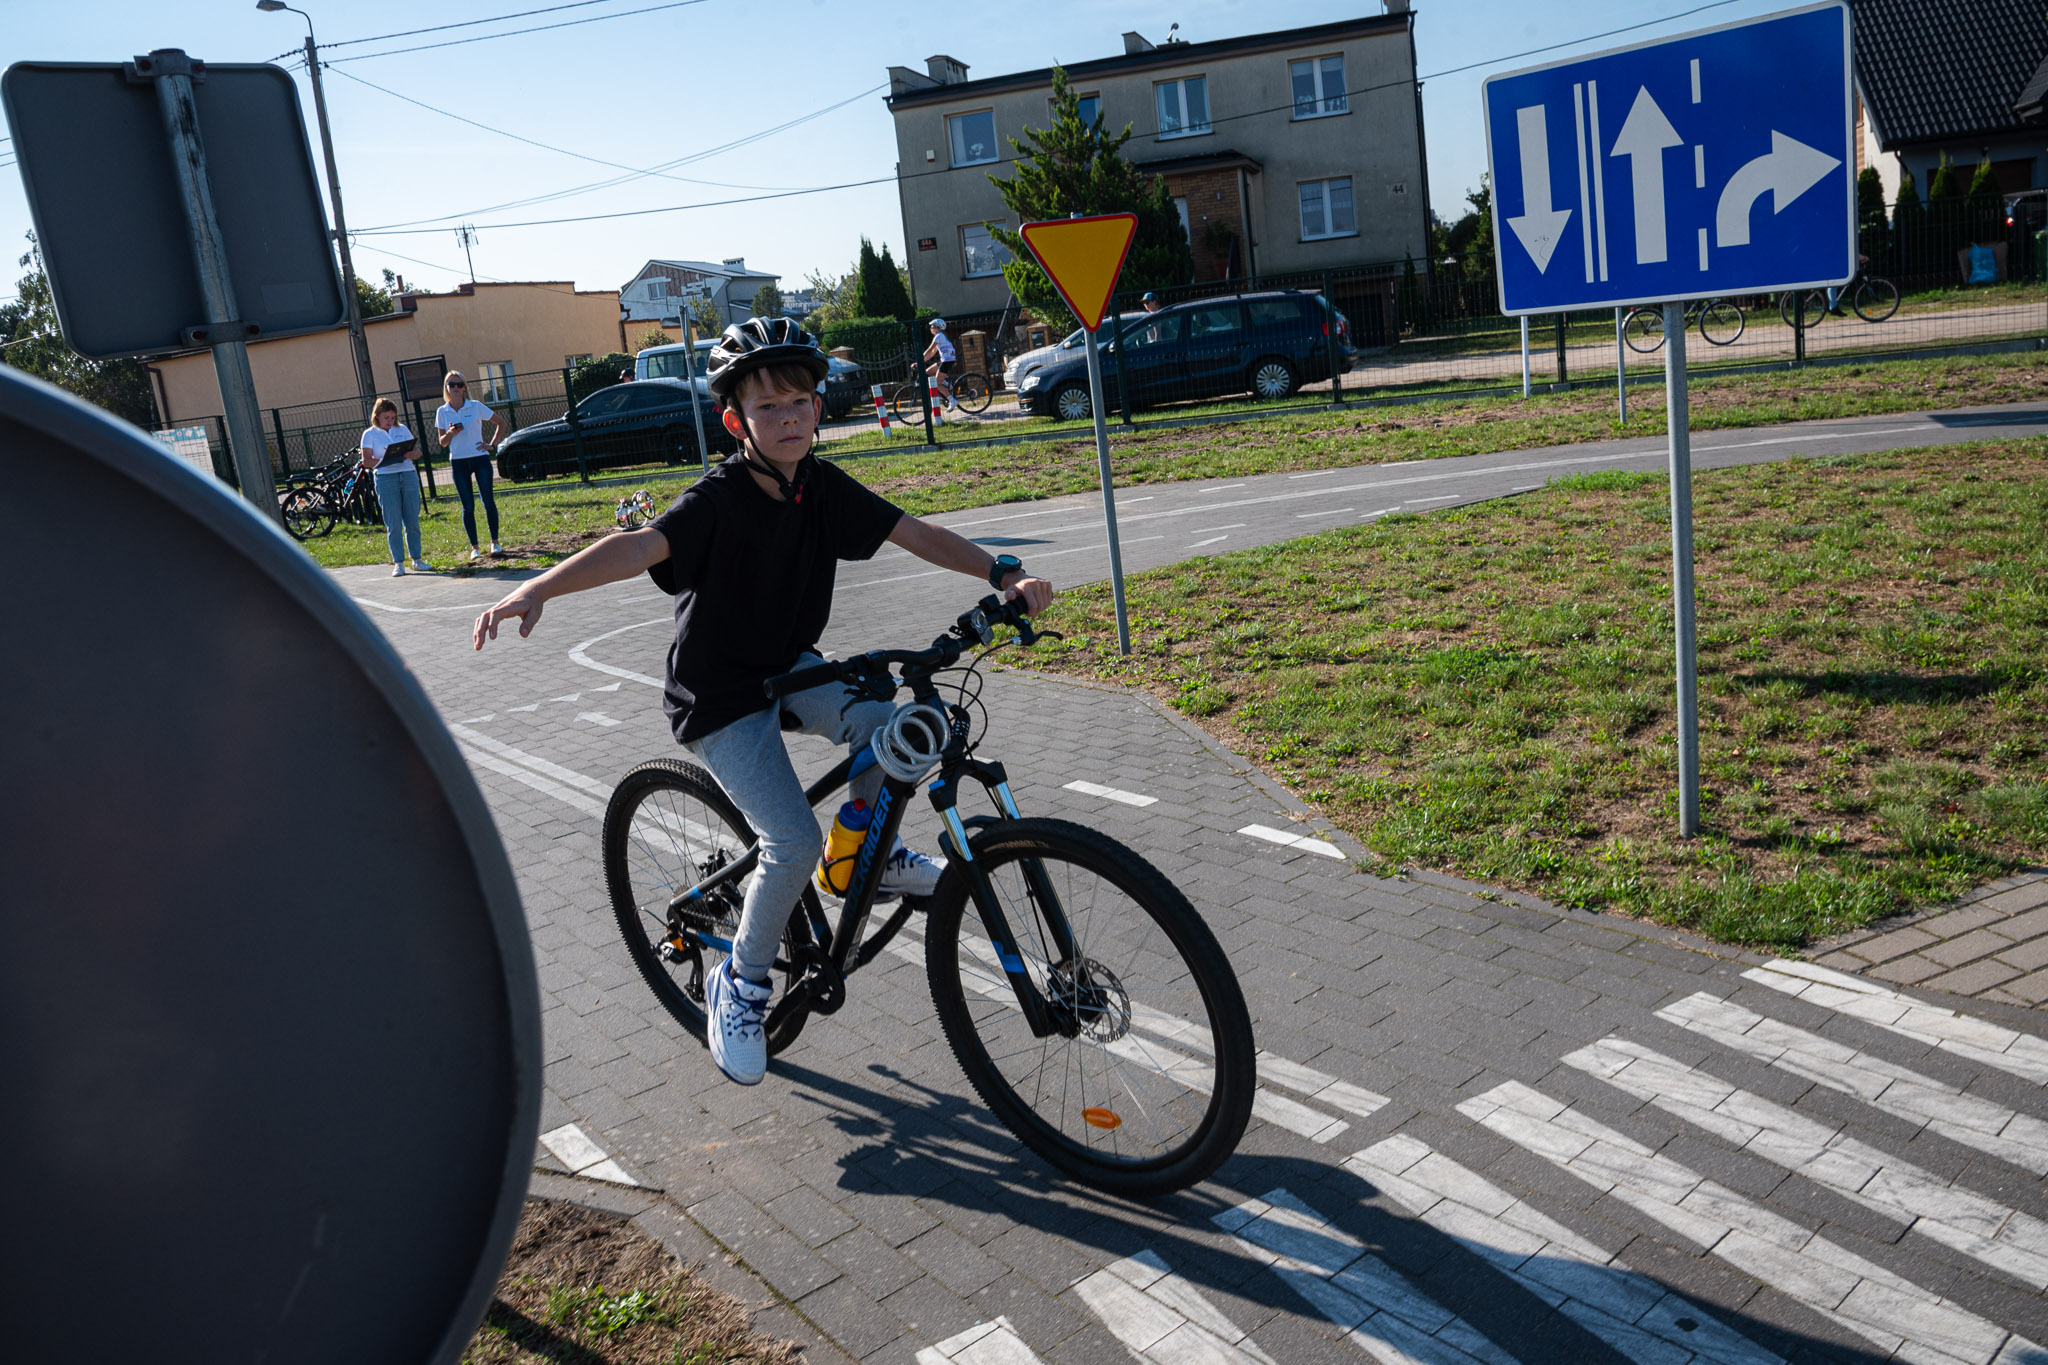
281, 457, 359, 541
1779, 273, 1900, 328
1622, 298, 1744, 353
615, 488, 656, 530
601, 594, 1255, 1196
890, 370, 992, 425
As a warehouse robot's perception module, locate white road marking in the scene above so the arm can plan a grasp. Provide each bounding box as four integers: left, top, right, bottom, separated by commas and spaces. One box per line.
1406, 495, 1461, 504
939, 506, 1077, 531
350, 596, 498, 613
1198, 483, 1247, 492
576, 711, 621, 728
459, 745, 604, 817
567, 618, 667, 688
1122, 496, 1156, 503
1295, 507, 1356, 519
1660, 992, 2048, 1176
593, 682, 621, 692
1073, 1250, 1276, 1365
1189, 536, 1230, 548
1255, 1052, 1389, 1119
463, 713, 496, 723
451, 724, 611, 799
1566, 1035, 2048, 1291
1512, 484, 1542, 491
551, 692, 582, 703
1192, 523, 1247, 533
843, 537, 1166, 589
1348, 1137, 1780, 1365
1063, 779, 1158, 807
1239, 824, 1345, 859
1460, 1080, 2043, 1365
1289, 469, 1347, 479
1743, 959, 2048, 1086
539, 1122, 640, 1186
508, 703, 540, 713
916, 1316, 1043, 1365
1217, 1188, 1518, 1365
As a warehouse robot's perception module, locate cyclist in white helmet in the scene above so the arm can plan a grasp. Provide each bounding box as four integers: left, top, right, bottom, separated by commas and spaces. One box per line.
921, 316, 959, 415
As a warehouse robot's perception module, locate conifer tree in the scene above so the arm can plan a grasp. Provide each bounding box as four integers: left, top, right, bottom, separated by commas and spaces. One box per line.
852, 238, 914, 320
1855, 166, 1890, 268
1891, 169, 1927, 273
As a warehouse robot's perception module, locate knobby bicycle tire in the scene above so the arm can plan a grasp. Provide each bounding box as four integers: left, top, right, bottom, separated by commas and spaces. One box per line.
603, 759, 811, 1056
922, 818, 1254, 1196
1854, 277, 1900, 323
282, 486, 336, 540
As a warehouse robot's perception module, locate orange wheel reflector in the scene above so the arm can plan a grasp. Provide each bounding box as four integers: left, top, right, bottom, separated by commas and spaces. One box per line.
1082, 1107, 1122, 1130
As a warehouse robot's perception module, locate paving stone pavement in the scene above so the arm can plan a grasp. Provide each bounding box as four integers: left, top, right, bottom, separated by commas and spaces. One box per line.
1808, 872, 2048, 1008
345, 441, 2048, 1365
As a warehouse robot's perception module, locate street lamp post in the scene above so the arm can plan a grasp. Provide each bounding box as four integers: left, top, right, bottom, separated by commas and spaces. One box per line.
258, 1, 376, 407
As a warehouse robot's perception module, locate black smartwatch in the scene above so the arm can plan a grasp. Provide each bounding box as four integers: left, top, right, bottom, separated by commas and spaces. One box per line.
987, 554, 1024, 590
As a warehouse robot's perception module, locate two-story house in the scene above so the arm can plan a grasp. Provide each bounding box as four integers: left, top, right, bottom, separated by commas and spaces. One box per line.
1852, 0, 2045, 199
883, 4, 1430, 318
620, 258, 783, 329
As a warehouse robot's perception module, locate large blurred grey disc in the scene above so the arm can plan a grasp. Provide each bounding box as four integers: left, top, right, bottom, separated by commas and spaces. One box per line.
0, 369, 540, 1364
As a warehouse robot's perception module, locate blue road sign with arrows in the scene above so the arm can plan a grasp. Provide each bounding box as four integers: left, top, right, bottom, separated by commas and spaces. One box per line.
1484, 1, 1854, 315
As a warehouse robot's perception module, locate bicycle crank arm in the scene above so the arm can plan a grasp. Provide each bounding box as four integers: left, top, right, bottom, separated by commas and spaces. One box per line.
666, 842, 760, 917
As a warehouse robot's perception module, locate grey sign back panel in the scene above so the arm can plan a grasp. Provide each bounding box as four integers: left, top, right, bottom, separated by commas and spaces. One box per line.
1, 61, 345, 358
0, 367, 539, 1364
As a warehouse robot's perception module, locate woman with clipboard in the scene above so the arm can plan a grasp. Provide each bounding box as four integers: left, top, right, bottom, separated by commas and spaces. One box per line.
361, 397, 430, 575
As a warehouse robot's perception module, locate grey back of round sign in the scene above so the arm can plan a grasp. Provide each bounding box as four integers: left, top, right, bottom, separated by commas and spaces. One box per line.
0, 369, 541, 1364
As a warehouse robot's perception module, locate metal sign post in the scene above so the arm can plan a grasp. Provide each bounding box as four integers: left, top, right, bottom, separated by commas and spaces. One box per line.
1081, 325, 1131, 654
1616, 307, 1628, 424
1483, 1, 1855, 836
1520, 316, 1531, 397
678, 321, 712, 473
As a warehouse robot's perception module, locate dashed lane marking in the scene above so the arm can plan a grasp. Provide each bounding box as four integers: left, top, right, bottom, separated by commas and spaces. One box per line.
841, 536, 1165, 589
1238, 824, 1345, 859
350, 596, 498, 613
1288, 469, 1347, 479
1406, 494, 1461, 504
550, 692, 582, 703
1294, 507, 1355, 519
575, 712, 621, 728
538, 1122, 640, 1186
508, 703, 540, 713
1062, 779, 1158, 807
1197, 482, 1246, 492
1189, 536, 1230, 548
463, 713, 496, 723
1192, 523, 1246, 533
1072, 1250, 1276, 1365
915, 1317, 1041, 1365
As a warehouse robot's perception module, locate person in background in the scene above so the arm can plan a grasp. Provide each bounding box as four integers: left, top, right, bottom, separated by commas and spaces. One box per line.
920, 317, 958, 415
360, 397, 428, 577
1142, 290, 1162, 312
435, 371, 506, 560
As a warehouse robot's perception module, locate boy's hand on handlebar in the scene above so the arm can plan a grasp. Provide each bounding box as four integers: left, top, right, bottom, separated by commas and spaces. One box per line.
474, 584, 545, 650
1005, 575, 1054, 615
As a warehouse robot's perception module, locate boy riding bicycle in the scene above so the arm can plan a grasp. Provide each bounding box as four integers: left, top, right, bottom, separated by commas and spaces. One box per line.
472, 319, 1052, 1086
921, 317, 959, 413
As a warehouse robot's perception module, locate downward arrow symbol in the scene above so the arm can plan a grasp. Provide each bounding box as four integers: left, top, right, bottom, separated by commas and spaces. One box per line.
1715, 130, 1842, 246
1610, 86, 1683, 264
1506, 104, 1572, 272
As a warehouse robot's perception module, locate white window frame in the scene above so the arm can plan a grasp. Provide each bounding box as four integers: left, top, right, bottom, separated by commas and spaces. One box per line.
565, 353, 593, 367
477, 360, 517, 402
1290, 54, 1348, 120
960, 221, 1011, 279
1298, 177, 1358, 242
1154, 75, 1211, 140
947, 108, 999, 168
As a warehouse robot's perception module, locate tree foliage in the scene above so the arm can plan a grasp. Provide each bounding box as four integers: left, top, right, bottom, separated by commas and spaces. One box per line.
2, 233, 156, 428
690, 291, 722, 338
1856, 166, 1890, 264
568, 351, 636, 404
985, 66, 1192, 332
750, 281, 786, 318
354, 273, 393, 318
633, 326, 674, 352
852, 237, 914, 320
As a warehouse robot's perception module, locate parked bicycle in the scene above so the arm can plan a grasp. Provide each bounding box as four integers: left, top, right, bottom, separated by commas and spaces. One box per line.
614, 488, 657, 530
890, 369, 992, 426
1779, 273, 1900, 328
602, 594, 1255, 1195
1622, 298, 1745, 353
281, 457, 380, 541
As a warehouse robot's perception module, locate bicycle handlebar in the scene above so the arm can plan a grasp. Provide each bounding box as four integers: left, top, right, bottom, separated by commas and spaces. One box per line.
763, 595, 1055, 702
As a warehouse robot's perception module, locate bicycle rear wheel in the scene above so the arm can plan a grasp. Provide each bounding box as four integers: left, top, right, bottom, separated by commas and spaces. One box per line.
890, 383, 931, 426
1698, 299, 1744, 346
1622, 308, 1665, 353
1854, 277, 1899, 323
953, 373, 992, 414
923, 818, 1254, 1196
603, 760, 811, 1055
282, 486, 336, 540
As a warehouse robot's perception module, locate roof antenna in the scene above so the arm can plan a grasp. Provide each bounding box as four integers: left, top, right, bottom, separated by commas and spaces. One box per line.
1167, 22, 1180, 42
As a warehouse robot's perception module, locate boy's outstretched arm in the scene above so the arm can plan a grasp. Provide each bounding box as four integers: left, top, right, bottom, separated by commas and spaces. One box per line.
886, 514, 1054, 614
473, 527, 670, 650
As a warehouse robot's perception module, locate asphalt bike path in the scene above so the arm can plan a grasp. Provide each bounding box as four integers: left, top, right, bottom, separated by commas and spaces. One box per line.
353, 399, 2048, 1365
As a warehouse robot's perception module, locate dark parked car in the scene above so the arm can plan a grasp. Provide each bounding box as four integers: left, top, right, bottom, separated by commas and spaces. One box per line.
1017, 289, 1356, 421
497, 379, 735, 482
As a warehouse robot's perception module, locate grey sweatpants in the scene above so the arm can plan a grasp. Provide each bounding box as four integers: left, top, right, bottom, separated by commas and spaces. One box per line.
686, 653, 893, 981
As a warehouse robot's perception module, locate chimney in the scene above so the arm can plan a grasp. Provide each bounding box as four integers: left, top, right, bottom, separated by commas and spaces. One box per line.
1123, 31, 1155, 55
722, 257, 746, 270
925, 54, 969, 84
1384, 0, 1410, 12
888, 64, 940, 95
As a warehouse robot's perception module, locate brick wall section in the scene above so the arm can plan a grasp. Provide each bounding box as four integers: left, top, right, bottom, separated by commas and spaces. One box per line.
958, 330, 990, 381
1165, 169, 1246, 280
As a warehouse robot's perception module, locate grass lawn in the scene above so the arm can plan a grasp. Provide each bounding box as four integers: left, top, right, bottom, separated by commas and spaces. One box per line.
299, 351, 2046, 574
463, 1198, 792, 1365
1023, 438, 2048, 949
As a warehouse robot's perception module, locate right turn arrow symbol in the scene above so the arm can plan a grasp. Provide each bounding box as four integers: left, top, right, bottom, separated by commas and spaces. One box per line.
1715, 130, 1842, 247
1506, 103, 1573, 272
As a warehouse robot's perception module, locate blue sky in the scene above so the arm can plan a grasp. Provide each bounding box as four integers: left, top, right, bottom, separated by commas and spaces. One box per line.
1, 0, 1796, 304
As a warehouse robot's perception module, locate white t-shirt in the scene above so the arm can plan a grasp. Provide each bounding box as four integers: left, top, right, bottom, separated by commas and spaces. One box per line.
361, 422, 416, 473
436, 398, 495, 461
932, 332, 957, 363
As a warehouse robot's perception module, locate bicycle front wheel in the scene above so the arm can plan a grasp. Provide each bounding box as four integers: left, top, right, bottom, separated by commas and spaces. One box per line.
603, 760, 810, 1055
1698, 299, 1744, 346
1854, 277, 1899, 323
923, 818, 1254, 1196
282, 487, 336, 540
890, 383, 931, 426
1622, 308, 1665, 353
953, 373, 992, 414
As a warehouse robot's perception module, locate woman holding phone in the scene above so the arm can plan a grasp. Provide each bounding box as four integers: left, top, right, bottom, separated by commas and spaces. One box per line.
361, 397, 429, 576
435, 370, 507, 560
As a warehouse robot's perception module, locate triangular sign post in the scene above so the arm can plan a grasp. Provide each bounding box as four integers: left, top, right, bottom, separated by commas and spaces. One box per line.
1017, 212, 1140, 653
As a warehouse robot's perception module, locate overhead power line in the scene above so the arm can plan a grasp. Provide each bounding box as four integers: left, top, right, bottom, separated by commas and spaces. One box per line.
314, 0, 628, 52
325, 0, 707, 64
355, 175, 898, 235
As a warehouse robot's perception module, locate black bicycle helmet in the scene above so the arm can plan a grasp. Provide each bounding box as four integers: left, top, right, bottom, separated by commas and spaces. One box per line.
705, 316, 830, 407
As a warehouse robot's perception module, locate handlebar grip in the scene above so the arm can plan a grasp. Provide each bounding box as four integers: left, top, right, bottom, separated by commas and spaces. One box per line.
763, 662, 843, 700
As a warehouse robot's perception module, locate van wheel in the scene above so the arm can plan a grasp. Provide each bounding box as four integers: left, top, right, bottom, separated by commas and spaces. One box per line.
1053, 381, 1092, 422
1249, 357, 1297, 400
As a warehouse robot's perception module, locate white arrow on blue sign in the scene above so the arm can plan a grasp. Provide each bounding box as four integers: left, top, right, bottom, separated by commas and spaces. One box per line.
1484, 0, 1855, 315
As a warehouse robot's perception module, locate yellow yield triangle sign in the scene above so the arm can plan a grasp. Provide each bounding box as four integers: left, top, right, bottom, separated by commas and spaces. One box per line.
1019, 213, 1138, 331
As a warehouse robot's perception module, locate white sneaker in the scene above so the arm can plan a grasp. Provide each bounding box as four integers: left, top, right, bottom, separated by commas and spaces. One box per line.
391, 564, 406, 577
490, 541, 502, 554
469, 545, 485, 561
879, 841, 946, 898
411, 559, 432, 572
704, 958, 771, 1085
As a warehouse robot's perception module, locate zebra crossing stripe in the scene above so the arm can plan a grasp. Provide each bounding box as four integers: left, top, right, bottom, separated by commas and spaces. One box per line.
1215, 1188, 1517, 1365
1743, 960, 2048, 1087
915, 1316, 1042, 1365
1565, 1036, 2048, 1292
1659, 992, 2048, 1176
1346, 1136, 1781, 1365
1458, 1081, 2044, 1365
1070, 1249, 1276, 1365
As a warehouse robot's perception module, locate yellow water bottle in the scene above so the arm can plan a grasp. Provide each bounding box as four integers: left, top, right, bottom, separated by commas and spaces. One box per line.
814, 799, 871, 897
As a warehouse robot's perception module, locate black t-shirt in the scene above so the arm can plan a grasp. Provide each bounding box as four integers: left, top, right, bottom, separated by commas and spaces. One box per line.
646, 454, 902, 742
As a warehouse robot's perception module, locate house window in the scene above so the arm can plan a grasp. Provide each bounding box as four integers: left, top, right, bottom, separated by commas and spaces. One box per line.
1291, 55, 1347, 118
948, 109, 998, 167
1298, 177, 1357, 240
477, 361, 517, 402
961, 222, 1011, 278
565, 353, 593, 367
1155, 76, 1210, 139
1076, 93, 1100, 126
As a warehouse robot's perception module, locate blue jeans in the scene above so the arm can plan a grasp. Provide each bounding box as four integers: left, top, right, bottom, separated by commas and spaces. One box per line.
451, 455, 499, 546
374, 467, 421, 563
685, 654, 893, 981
